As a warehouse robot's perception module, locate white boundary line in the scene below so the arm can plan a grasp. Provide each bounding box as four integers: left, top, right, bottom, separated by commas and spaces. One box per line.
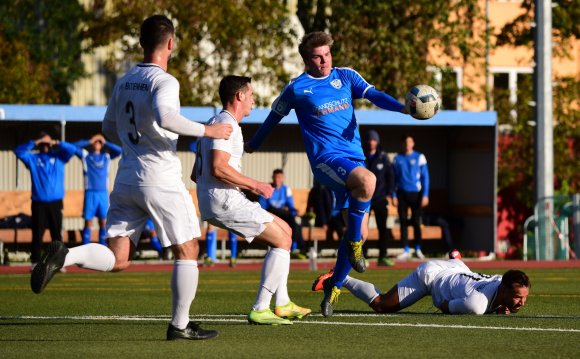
1, 315, 579, 333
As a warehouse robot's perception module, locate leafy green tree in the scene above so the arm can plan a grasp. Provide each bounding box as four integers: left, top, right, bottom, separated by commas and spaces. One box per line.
87, 0, 296, 106
296, 0, 483, 101
0, 0, 87, 104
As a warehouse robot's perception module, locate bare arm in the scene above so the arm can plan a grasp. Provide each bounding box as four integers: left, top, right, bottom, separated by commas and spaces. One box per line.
211, 150, 273, 198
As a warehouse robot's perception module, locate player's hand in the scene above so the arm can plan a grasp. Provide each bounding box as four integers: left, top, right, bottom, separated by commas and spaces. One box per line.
401, 105, 409, 115
205, 123, 233, 140
255, 181, 274, 198
496, 306, 511, 315
421, 196, 429, 207
244, 142, 255, 154
35, 134, 52, 146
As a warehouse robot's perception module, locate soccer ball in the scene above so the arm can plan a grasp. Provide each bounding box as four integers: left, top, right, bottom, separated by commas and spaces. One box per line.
405, 85, 442, 120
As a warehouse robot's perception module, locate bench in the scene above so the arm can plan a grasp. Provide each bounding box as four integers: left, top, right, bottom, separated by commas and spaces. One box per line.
0, 189, 445, 255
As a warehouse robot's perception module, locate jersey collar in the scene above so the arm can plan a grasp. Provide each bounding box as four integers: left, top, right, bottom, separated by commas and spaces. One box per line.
305, 68, 334, 80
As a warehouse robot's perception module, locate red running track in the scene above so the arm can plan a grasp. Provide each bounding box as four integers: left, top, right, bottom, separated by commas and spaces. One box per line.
1, 259, 579, 275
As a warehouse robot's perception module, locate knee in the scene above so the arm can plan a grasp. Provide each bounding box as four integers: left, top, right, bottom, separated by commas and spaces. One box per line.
360, 172, 376, 199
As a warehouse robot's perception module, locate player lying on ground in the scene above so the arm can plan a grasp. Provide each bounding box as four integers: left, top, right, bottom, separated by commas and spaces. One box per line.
313, 257, 530, 315
193, 75, 310, 325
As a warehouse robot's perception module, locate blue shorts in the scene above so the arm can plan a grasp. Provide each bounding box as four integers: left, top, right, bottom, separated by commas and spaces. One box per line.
311, 155, 365, 211
83, 190, 109, 220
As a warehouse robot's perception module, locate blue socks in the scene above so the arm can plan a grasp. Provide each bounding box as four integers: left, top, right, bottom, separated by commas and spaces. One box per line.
82, 227, 91, 245
330, 196, 370, 289
98, 228, 107, 246
150, 233, 163, 254
228, 231, 237, 259
346, 197, 370, 244
206, 230, 217, 262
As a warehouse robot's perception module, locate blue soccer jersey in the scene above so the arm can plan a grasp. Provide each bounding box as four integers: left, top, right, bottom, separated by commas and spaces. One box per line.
393, 150, 430, 196
253, 68, 374, 163
73, 140, 122, 191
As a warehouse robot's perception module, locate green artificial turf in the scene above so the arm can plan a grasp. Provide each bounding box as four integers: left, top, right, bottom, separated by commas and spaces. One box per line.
0, 267, 579, 358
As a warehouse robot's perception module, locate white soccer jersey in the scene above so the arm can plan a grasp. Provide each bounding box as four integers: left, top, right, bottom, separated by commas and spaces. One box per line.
431, 270, 502, 315
195, 110, 244, 218
103, 64, 184, 186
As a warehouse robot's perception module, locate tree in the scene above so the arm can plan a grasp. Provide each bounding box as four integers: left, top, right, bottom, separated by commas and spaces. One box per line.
295, 0, 483, 102
0, 0, 88, 104
86, 0, 297, 107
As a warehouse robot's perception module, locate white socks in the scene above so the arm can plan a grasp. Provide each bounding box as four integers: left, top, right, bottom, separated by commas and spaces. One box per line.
252, 248, 290, 311
170, 260, 199, 330
342, 275, 381, 304
63, 243, 116, 272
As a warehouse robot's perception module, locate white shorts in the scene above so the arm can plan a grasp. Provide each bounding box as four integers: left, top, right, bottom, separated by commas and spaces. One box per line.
397, 259, 468, 309
202, 190, 273, 242
106, 182, 201, 247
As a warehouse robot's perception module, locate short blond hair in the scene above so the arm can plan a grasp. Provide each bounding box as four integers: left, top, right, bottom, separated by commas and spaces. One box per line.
298, 31, 334, 59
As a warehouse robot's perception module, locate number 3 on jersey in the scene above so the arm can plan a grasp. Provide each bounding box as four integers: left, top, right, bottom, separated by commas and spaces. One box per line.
126, 101, 140, 144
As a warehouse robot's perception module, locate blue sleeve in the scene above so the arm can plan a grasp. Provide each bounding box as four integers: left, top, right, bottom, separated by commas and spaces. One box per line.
342, 68, 373, 99
14, 140, 36, 167
421, 161, 430, 197
365, 87, 405, 112
188, 141, 198, 153
258, 196, 269, 210
72, 139, 90, 158
57, 141, 77, 163
248, 111, 284, 151
105, 142, 122, 159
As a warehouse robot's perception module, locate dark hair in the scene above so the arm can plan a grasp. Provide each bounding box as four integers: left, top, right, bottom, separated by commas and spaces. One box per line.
298, 31, 333, 59
219, 75, 252, 106
401, 133, 414, 142
502, 270, 531, 289
272, 168, 284, 176
140, 15, 175, 54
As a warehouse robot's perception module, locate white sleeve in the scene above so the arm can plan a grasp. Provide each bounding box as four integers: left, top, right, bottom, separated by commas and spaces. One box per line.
102, 86, 121, 144
153, 75, 205, 137
448, 292, 489, 315
210, 120, 237, 154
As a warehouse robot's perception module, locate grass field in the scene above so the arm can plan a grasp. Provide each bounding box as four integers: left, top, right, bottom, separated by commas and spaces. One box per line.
1, 266, 579, 358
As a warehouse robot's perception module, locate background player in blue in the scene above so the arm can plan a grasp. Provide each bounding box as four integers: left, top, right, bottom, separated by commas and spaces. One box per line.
246, 31, 409, 316
392, 134, 430, 260
73, 134, 121, 245
14, 132, 77, 267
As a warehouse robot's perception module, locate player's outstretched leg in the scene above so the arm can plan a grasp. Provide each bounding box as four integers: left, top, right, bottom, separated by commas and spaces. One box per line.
31, 241, 69, 294
344, 194, 371, 273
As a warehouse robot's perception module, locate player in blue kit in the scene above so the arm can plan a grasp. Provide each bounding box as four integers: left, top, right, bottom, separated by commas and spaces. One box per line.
73, 134, 122, 245
246, 31, 409, 317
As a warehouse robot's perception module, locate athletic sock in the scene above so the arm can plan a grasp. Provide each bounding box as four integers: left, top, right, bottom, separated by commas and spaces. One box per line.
81, 227, 91, 245
291, 241, 298, 252
150, 234, 163, 254
342, 275, 381, 304
404, 245, 410, 252
170, 260, 199, 330
206, 230, 217, 262
346, 196, 371, 244
252, 248, 289, 311
98, 228, 107, 246
329, 239, 351, 288
228, 232, 237, 259
63, 243, 115, 271
415, 244, 421, 251
272, 248, 291, 307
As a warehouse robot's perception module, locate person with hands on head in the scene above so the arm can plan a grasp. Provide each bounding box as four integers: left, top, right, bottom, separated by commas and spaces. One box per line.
73, 134, 122, 245
14, 132, 77, 268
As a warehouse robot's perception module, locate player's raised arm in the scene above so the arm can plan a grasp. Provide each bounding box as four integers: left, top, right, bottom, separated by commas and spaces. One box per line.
245, 110, 284, 153
365, 87, 408, 114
